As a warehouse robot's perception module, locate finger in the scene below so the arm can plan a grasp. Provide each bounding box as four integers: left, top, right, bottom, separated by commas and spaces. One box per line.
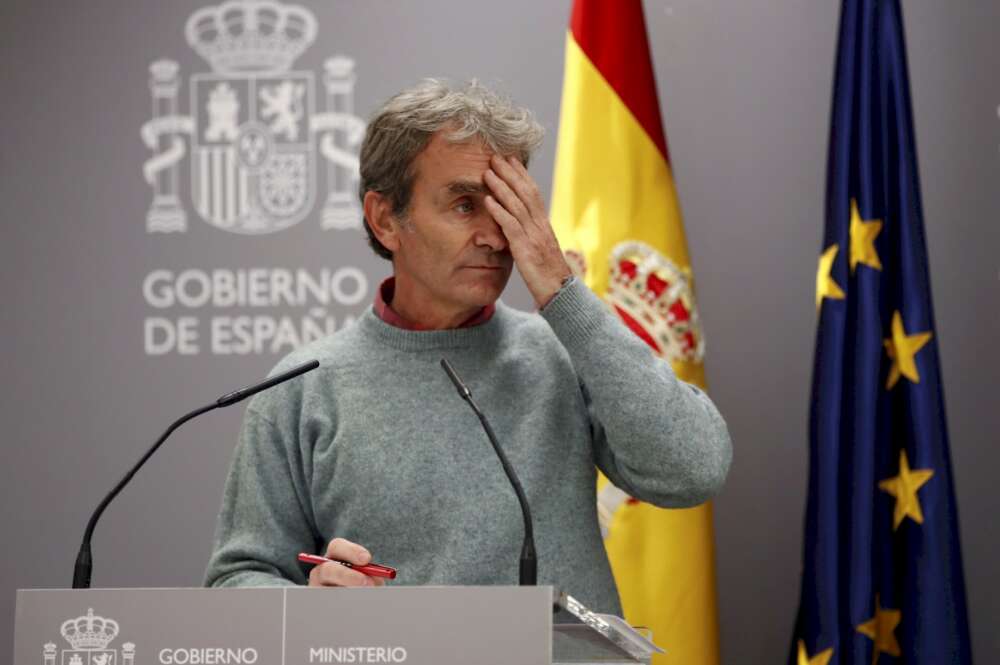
493, 155, 547, 222
484, 168, 531, 226
325, 537, 372, 565
507, 154, 528, 175
312, 561, 376, 587
484, 194, 527, 243
489, 155, 529, 200
505, 155, 535, 191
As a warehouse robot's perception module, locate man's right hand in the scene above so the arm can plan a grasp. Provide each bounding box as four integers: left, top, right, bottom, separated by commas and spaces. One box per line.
307, 537, 386, 587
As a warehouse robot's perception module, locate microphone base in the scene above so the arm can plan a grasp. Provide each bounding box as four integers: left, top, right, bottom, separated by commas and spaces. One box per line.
72, 545, 92, 589
519, 555, 537, 586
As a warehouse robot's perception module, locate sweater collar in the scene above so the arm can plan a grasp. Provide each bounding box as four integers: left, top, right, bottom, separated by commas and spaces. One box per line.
359, 301, 509, 352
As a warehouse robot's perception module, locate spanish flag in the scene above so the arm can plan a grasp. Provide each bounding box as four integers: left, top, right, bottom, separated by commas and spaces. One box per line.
551, 1, 721, 663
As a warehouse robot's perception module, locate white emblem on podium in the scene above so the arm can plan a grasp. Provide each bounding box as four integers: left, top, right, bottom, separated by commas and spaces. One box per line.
141, 0, 367, 234
42, 608, 135, 665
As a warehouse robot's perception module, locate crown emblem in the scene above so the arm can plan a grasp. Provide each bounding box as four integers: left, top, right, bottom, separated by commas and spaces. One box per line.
185, 0, 318, 74
606, 240, 705, 363
60, 608, 119, 650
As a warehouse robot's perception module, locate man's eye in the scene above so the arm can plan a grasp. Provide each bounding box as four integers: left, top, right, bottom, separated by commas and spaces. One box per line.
455, 200, 474, 214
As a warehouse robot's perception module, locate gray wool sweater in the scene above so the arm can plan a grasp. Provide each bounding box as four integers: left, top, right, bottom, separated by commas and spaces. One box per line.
204, 278, 732, 615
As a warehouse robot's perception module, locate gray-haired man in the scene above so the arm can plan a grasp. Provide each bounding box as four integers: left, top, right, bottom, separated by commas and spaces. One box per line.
205, 80, 732, 615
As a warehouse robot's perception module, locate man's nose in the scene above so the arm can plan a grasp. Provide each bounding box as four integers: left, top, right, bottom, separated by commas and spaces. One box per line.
473, 214, 509, 252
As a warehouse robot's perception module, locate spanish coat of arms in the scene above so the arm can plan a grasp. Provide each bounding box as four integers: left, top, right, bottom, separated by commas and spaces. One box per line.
42, 608, 134, 665
141, 0, 366, 234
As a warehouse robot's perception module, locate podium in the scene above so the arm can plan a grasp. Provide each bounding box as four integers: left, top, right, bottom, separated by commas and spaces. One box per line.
14, 586, 661, 664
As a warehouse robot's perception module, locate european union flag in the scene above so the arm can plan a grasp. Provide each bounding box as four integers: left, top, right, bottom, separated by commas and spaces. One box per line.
791, 1, 973, 663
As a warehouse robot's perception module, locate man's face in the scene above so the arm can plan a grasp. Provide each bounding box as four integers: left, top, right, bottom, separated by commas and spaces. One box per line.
390, 131, 514, 314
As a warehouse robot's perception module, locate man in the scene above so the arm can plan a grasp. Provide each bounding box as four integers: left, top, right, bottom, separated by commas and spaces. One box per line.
205, 80, 732, 615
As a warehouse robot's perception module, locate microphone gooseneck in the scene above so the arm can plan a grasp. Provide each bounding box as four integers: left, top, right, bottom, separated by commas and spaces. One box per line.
440, 358, 537, 586
72, 359, 320, 589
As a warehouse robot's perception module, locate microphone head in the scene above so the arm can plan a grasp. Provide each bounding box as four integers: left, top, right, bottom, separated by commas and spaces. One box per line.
440, 358, 472, 400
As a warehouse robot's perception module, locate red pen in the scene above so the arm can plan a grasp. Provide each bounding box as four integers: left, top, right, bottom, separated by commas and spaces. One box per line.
297, 552, 397, 580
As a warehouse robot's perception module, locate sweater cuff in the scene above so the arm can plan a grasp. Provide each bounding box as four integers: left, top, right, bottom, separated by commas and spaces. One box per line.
539, 277, 611, 348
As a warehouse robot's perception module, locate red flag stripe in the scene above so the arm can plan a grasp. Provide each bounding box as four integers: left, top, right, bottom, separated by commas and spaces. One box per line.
569, 0, 670, 163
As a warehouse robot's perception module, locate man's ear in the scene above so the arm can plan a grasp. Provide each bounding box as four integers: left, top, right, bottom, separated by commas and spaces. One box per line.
363, 190, 401, 254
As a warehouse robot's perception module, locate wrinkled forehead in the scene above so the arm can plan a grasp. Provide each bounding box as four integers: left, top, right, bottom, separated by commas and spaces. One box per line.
414, 131, 498, 194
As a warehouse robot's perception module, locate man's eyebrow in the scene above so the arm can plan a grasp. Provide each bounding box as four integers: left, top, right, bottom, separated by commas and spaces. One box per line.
442, 180, 488, 196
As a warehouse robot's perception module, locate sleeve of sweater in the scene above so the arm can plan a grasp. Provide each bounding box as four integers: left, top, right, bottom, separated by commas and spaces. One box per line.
204, 406, 318, 587
540, 277, 733, 508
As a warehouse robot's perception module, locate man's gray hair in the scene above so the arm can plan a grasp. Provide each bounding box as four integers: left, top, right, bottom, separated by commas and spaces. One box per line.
358, 79, 545, 260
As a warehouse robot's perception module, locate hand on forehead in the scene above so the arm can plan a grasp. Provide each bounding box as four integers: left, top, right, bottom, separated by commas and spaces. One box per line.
417, 133, 517, 202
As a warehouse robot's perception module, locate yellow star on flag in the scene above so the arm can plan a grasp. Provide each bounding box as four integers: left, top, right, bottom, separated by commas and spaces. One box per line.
849, 198, 883, 272
797, 639, 833, 665
878, 449, 934, 530
856, 595, 902, 663
816, 244, 846, 310
883, 310, 933, 389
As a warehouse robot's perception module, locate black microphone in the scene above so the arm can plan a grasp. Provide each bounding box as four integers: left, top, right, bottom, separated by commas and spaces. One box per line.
72, 359, 320, 589
440, 358, 537, 586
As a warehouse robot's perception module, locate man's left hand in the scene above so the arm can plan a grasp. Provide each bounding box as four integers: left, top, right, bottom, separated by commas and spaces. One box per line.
484, 154, 572, 308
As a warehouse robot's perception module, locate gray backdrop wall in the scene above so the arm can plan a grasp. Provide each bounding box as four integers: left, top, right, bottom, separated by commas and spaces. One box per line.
2, 0, 997, 662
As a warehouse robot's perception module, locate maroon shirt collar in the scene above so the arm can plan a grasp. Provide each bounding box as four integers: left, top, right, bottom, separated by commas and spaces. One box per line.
373, 277, 495, 330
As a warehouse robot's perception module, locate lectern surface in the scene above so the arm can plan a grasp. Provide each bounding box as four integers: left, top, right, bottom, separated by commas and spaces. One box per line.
15, 586, 553, 665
